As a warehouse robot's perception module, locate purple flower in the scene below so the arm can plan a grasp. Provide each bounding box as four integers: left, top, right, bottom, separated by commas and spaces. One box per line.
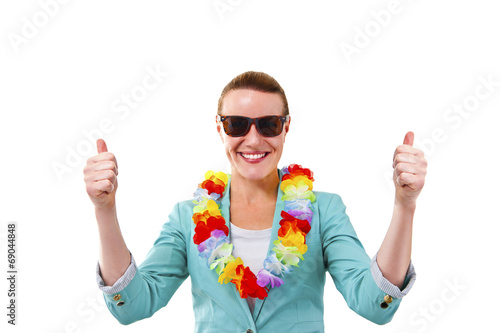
256, 269, 284, 288
198, 230, 230, 266
284, 200, 313, 223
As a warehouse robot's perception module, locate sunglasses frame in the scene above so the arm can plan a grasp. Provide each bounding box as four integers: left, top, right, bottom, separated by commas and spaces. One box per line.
216, 115, 290, 137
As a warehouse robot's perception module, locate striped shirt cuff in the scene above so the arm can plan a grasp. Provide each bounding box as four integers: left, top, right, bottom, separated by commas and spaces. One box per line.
370, 251, 416, 299
96, 252, 137, 295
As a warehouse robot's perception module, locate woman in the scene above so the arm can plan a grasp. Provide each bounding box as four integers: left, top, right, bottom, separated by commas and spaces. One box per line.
84, 71, 426, 332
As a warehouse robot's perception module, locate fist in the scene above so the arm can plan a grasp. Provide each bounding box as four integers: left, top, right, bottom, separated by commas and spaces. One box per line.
83, 139, 119, 209
392, 131, 427, 205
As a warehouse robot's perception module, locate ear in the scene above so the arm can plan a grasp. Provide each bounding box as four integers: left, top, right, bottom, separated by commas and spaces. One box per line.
216, 116, 224, 143
283, 116, 291, 140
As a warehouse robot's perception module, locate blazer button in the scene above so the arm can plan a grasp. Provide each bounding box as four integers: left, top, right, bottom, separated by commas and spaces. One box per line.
113, 294, 122, 301
380, 301, 388, 309
384, 295, 393, 304
246, 330, 254, 333
116, 301, 125, 306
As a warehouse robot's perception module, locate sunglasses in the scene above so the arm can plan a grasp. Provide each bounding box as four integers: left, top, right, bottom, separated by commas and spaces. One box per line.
216, 115, 290, 137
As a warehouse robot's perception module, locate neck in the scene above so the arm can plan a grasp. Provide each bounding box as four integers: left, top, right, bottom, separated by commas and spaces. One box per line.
229, 169, 280, 205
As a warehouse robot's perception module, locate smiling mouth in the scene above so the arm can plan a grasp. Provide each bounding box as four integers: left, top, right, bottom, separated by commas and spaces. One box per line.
238, 152, 270, 160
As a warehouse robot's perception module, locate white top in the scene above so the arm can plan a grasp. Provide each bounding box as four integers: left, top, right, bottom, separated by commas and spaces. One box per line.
229, 222, 272, 314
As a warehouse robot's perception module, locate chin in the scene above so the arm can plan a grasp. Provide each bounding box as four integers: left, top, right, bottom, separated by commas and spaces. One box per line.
233, 162, 278, 181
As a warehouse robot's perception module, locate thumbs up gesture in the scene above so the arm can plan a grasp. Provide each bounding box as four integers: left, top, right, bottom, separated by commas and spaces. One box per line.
83, 139, 119, 209
392, 132, 427, 205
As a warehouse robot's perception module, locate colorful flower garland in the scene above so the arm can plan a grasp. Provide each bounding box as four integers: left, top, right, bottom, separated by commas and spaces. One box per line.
192, 164, 315, 300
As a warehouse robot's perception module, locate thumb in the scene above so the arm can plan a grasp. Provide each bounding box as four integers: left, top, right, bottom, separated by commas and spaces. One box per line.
403, 131, 414, 146
97, 139, 108, 154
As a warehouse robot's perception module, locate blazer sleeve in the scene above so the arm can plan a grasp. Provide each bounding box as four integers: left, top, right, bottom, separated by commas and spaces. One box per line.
320, 193, 416, 325
96, 202, 190, 325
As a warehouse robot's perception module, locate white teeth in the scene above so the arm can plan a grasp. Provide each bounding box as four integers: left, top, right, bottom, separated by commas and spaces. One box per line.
241, 153, 266, 159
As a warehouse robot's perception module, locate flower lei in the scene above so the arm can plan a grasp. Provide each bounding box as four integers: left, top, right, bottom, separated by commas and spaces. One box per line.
192, 164, 315, 300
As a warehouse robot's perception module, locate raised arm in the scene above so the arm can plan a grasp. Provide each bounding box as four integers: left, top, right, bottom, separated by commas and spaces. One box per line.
377, 131, 427, 289
84, 138, 130, 286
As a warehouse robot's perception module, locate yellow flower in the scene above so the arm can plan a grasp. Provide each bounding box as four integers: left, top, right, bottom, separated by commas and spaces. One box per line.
218, 257, 244, 285
279, 229, 308, 255
280, 175, 313, 192
192, 200, 222, 225
206, 200, 221, 216
280, 175, 316, 202
205, 170, 229, 187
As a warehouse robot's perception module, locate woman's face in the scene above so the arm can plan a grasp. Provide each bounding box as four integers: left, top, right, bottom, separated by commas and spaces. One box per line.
217, 89, 290, 182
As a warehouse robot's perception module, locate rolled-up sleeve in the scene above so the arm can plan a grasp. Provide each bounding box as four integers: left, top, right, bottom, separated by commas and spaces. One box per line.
96, 252, 137, 295
370, 251, 416, 299
321, 193, 416, 325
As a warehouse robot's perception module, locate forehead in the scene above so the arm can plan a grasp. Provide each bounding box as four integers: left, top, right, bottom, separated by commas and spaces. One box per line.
221, 89, 283, 117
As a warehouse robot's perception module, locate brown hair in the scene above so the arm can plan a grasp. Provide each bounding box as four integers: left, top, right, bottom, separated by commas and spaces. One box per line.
217, 71, 289, 115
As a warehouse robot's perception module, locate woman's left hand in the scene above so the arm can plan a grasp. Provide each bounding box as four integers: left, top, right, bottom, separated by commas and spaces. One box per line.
392, 131, 428, 206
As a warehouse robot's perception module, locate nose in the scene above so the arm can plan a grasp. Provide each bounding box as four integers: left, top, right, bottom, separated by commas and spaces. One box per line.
243, 122, 264, 145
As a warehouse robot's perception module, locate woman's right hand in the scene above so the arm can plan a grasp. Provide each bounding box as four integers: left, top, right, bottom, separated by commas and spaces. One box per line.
84, 139, 119, 210
85, 139, 130, 287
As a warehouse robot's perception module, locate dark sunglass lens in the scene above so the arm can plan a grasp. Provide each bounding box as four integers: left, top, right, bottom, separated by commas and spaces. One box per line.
224, 116, 249, 136
258, 116, 282, 137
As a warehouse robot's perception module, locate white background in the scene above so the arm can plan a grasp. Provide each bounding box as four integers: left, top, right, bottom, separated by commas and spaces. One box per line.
1, 0, 499, 332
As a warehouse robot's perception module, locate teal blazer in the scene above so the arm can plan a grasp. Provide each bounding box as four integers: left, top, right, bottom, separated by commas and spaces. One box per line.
98, 170, 416, 332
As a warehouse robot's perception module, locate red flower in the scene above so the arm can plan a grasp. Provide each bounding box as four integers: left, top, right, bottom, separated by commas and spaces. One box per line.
193, 215, 228, 245
282, 164, 314, 181
201, 179, 225, 196
232, 266, 268, 299
278, 211, 311, 237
